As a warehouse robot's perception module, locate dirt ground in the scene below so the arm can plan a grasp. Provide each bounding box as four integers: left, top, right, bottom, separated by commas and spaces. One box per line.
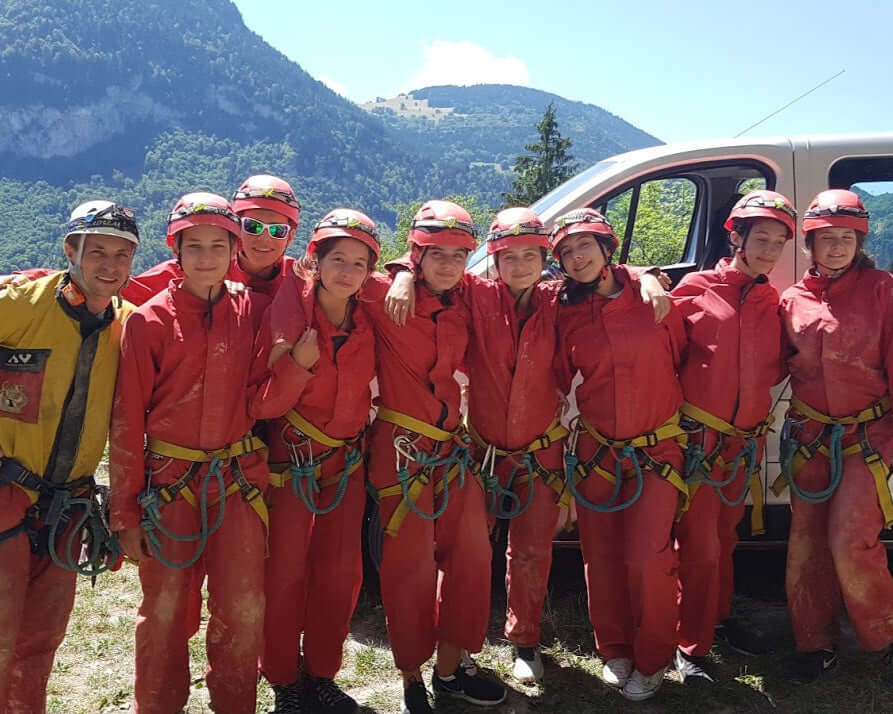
45, 546, 893, 714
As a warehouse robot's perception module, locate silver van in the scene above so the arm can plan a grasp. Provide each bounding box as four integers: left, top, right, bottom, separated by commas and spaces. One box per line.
468, 133, 893, 544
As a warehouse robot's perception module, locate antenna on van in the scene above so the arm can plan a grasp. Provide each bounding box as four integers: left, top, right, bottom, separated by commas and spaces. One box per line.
734, 69, 845, 137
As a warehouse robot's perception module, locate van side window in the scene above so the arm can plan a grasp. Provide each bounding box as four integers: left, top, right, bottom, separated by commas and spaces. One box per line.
625, 178, 697, 266
829, 157, 893, 270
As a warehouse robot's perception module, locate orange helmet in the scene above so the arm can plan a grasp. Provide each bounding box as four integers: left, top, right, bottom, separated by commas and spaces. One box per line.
166, 192, 240, 248
723, 190, 796, 238
309, 208, 380, 262
407, 200, 477, 251
486, 207, 549, 255
232, 175, 301, 228
549, 208, 618, 260
802, 189, 869, 235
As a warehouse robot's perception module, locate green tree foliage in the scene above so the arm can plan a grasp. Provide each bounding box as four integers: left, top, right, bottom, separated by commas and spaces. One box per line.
502, 103, 579, 208
604, 179, 697, 267
858, 189, 893, 270
377, 195, 495, 269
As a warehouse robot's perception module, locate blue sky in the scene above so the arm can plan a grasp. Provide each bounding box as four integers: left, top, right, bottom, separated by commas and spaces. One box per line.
233, 0, 892, 144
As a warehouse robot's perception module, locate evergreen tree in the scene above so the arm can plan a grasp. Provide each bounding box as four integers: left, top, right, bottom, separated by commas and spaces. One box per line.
503, 102, 579, 207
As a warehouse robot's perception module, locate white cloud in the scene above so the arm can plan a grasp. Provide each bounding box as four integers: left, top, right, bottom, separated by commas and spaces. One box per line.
406, 40, 530, 90
318, 75, 349, 98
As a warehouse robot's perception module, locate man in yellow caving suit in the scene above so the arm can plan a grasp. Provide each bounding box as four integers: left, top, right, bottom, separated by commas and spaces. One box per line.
0, 200, 139, 712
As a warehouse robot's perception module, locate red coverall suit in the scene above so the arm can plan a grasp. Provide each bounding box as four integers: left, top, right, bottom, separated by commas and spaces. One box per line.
109, 281, 271, 714
254, 271, 374, 685
461, 275, 564, 649
361, 273, 492, 672
555, 266, 688, 676
781, 266, 893, 654
671, 258, 784, 656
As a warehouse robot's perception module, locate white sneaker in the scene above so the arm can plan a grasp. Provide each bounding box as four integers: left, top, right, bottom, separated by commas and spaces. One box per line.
512, 647, 544, 683
601, 657, 633, 688
621, 666, 668, 701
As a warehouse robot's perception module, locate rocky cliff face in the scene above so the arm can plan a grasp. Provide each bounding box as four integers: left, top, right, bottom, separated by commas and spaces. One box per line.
0, 81, 180, 158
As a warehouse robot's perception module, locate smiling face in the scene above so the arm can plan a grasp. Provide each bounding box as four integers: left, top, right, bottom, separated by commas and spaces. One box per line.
177, 225, 234, 295
65, 233, 136, 302
316, 237, 372, 300
419, 245, 468, 293
810, 226, 859, 274
731, 218, 788, 277
238, 207, 293, 275
556, 233, 610, 283
495, 245, 544, 294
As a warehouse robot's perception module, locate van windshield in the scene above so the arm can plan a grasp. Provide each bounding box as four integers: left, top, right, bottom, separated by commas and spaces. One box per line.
532, 159, 618, 216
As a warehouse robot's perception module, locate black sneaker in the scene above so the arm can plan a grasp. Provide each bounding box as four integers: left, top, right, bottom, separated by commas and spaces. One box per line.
270, 681, 305, 714
715, 618, 771, 656
401, 681, 433, 714
675, 647, 715, 687
432, 665, 507, 706
304, 675, 358, 714
787, 648, 838, 684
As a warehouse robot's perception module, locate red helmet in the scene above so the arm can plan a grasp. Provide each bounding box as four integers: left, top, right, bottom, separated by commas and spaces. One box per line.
723, 190, 796, 238
232, 175, 301, 228
549, 208, 618, 260
166, 192, 240, 248
486, 207, 549, 256
309, 208, 380, 262
802, 189, 869, 235
407, 200, 477, 251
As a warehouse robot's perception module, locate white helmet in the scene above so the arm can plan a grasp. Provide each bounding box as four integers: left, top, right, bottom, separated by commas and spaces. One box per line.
64, 200, 140, 246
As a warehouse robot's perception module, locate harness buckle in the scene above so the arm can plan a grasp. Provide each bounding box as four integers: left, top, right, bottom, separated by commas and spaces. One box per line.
209, 447, 231, 461
242, 484, 263, 504
644, 432, 659, 448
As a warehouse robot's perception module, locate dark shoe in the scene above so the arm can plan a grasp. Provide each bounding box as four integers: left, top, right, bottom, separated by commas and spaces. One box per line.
304, 675, 358, 714
432, 664, 507, 706
270, 681, 305, 714
675, 647, 715, 687
715, 618, 771, 656
787, 648, 838, 684
401, 680, 433, 714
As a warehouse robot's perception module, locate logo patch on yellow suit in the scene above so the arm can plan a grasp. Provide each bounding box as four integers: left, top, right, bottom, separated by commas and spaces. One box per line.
0, 382, 28, 414
0, 347, 51, 424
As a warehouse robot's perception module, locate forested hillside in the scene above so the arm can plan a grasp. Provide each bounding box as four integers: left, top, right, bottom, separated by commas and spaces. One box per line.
0, 0, 659, 272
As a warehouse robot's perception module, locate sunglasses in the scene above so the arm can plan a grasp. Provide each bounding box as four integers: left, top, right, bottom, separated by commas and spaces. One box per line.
241, 217, 292, 240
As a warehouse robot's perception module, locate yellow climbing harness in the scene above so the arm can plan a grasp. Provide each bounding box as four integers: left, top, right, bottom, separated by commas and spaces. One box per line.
771, 396, 893, 527
374, 407, 476, 536
680, 402, 771, 535
565, 413, 689, 514
268, 409, 365, 514
144, 434, 269, 531
466, 418, 570, 511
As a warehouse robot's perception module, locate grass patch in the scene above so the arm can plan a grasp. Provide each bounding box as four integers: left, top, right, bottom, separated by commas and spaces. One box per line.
47, 549, 890, 713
